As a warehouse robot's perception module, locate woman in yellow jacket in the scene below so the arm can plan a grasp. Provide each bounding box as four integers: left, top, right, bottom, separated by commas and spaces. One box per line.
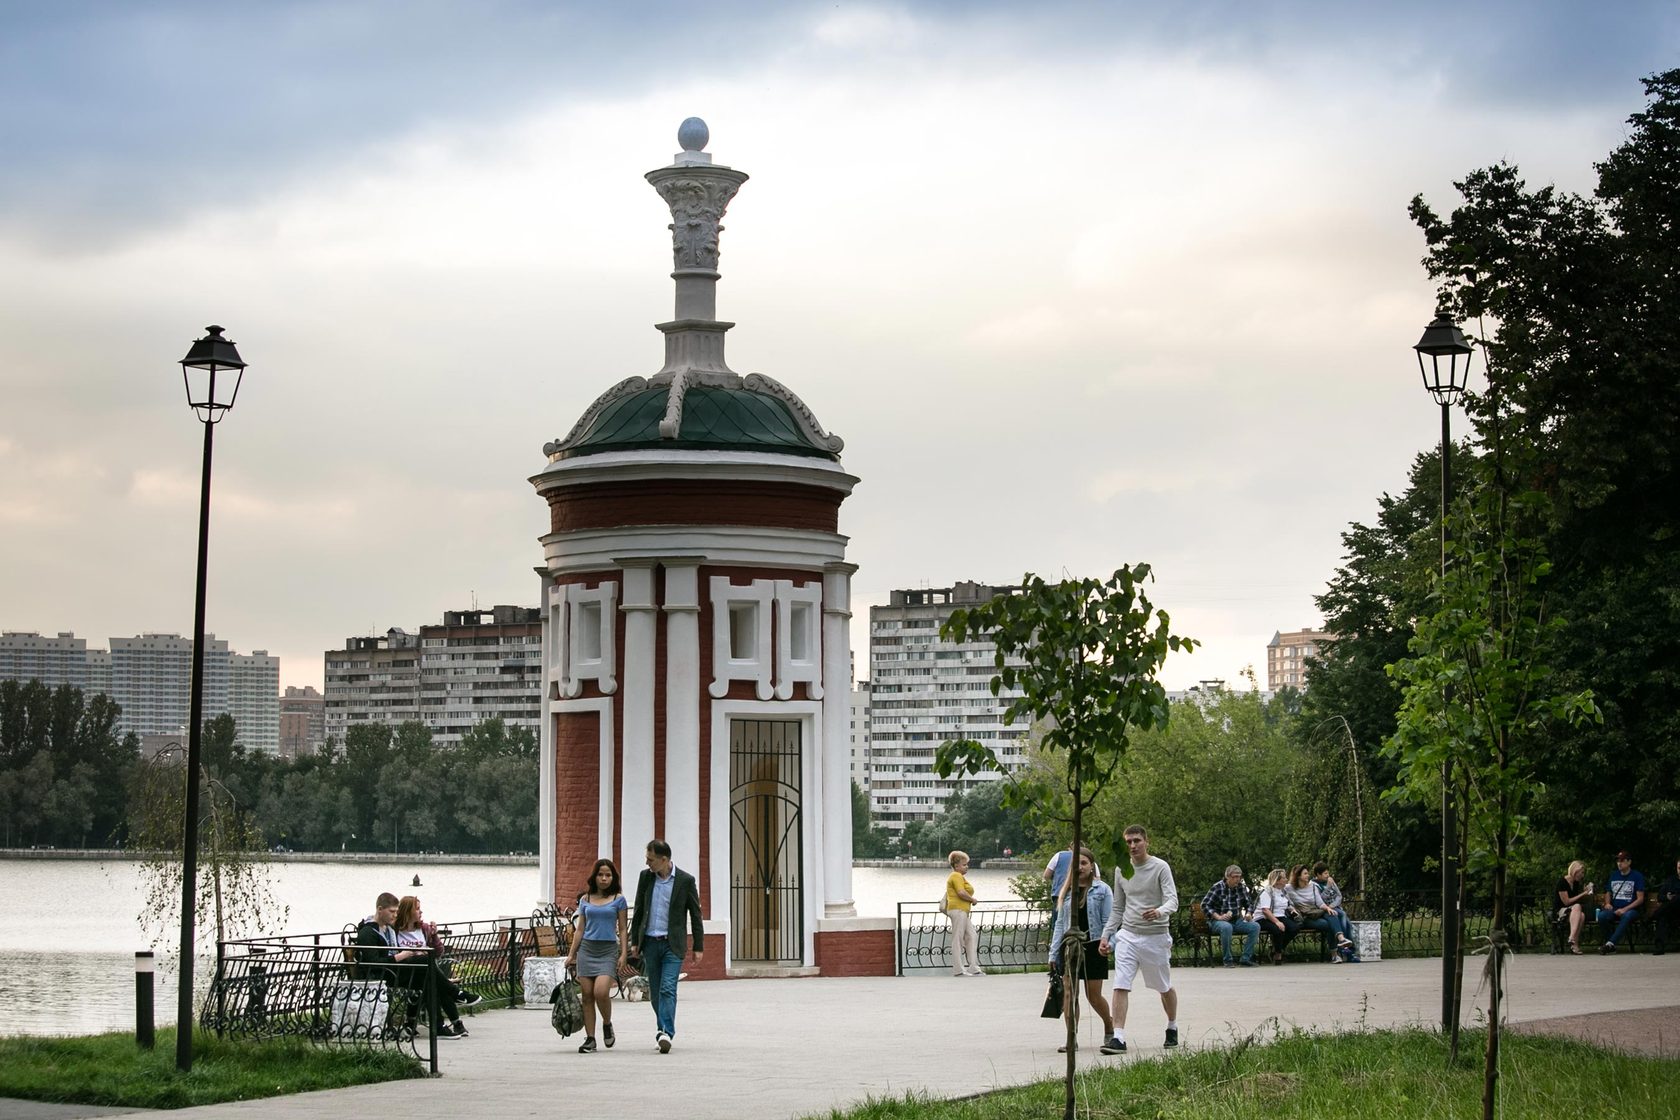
946, 850, 983, 976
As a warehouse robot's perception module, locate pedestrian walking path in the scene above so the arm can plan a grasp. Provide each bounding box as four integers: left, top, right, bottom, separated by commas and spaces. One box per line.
3, 955, 1675, 1120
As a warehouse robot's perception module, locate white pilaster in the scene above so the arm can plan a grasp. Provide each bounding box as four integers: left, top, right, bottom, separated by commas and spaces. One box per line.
821, 562, 858, 917
538, 568, 557, 905
663, 561, 703, 871
620, 562, 658, 858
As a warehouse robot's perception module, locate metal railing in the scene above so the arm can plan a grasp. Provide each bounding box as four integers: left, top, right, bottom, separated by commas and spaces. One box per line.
896, 892, 1571, 973
207, 906, 574, 1068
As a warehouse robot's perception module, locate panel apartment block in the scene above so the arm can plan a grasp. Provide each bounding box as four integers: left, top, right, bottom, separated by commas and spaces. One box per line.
867, 582, 1028, 834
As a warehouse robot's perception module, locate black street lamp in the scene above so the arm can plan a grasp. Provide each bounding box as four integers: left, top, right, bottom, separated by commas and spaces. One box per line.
175, 324, 247, 1072
1413, 309, 1472, 1035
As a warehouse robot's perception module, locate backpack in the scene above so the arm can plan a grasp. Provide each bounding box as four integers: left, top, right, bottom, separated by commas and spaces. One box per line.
549, 969, 584, 1037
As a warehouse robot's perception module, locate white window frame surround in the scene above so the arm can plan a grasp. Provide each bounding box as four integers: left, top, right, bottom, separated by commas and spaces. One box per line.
556, 581, 618, 699
709, 699, 822, 970
708, 577, 774, 700
549, 696, 617, 867
774, 579, 824, 701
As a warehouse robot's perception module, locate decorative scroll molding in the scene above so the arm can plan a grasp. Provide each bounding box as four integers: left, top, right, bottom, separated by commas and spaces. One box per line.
646, 167, 749, 272
744, 373, 846, 453
657, 368, 691, 439
546, 376, 648, 456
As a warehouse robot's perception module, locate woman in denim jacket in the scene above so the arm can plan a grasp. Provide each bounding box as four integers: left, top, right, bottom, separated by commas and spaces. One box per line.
1052, 848, 1114, 1050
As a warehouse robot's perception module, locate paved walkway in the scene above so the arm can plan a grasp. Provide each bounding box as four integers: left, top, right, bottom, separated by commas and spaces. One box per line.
3, 954, 1676, 1120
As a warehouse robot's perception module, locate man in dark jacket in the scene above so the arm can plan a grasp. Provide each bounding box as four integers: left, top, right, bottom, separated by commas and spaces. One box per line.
628, 838, 704, 1053
353, 891, 468, 1038
1653, 858, 1680, 956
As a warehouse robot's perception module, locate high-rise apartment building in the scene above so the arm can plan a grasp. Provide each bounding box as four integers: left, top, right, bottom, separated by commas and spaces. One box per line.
324, 607, 542, 748
419, 606, 542, 747
324, 629, 422, 744
867, 582, 1028, 834
849, 680, 871, 793
109, 633, 229, 739
1266, 628, 1332, 691
228, 651, 280, 755
2, 629, 280, 749
0, 632, 90, 691
278, 685, 326, 759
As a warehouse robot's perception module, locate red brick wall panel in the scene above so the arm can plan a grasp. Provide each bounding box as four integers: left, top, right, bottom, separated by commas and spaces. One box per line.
814, 930, 896, 977
552, 710, 601, 902
548, 480, 842, 535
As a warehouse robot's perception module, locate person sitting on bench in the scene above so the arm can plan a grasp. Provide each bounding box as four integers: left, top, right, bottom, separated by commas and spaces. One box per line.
1597, 851, 1646, 954
355, 891, 470, 1037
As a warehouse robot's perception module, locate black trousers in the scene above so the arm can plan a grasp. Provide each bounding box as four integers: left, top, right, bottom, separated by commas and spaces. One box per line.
1264, 916, 1300, 956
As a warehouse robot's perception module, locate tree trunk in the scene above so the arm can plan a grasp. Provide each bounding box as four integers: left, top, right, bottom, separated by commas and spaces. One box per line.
1064, 798, 1082, 1120
1482, 785, 1509, 1120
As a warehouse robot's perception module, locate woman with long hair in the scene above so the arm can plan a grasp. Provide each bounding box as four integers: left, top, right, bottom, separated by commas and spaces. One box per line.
566, 858, 628, 1052
1286, 865, 1351, 962
392, 895, 477, 1037
1254, 868, 1298, 964
1555, 859, 1594, 954
1053, 847, 1113, 1050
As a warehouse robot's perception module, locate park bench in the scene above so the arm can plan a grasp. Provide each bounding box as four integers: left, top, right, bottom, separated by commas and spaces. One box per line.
1549, 891, 1659, 953
1188, 899, 1332, 964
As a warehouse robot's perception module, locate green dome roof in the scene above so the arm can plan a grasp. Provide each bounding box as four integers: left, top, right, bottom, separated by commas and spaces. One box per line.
550, 381, 842, 461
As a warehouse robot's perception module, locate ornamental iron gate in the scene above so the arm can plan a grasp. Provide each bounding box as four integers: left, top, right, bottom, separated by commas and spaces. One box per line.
728, 719, 804, 963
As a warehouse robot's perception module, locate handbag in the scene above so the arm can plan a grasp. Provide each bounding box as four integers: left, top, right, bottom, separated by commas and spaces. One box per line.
1297, 905, 1326, 921
1040, 970, 1064, 1019
549, 966, 584, 1037
938, 894, 949, 914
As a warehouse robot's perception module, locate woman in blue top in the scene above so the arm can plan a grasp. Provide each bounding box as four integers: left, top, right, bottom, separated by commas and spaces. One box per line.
566, 858, 629, 1053
1053, 847, 1114, 1051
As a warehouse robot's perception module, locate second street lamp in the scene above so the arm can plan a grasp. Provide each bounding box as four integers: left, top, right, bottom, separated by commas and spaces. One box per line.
1413, 309, 1473, 1036
175, 324, 248, 1072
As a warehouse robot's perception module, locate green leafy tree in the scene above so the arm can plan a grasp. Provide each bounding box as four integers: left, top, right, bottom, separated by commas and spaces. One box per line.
1087, 685, 1300, 899
850, 780, 892, 858
1408, 68, 1680, 863
934, 566, 1194, 1119
924, 779, 1041, 863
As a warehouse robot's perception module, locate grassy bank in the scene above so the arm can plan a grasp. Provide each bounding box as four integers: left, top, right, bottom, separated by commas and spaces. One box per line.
0, 1028, 425, 1109
810, 1027, 1676, 1119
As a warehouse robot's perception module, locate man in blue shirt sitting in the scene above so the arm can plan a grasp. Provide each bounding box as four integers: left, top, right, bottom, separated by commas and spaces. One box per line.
1597, 850, 1646, 954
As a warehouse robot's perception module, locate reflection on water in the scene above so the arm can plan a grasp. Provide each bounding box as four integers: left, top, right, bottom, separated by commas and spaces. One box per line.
0, 857, 1023, 1036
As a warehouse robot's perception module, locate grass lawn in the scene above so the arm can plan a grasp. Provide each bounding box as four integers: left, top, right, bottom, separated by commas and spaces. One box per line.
808, 1027, 1676, 1119
0, 1027, 425, 1109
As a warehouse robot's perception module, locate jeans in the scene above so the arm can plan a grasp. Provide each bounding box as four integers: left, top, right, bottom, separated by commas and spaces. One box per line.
640, 938, 684, 1037
1596, 906, 1639, 946
1209, 918, 1260, 962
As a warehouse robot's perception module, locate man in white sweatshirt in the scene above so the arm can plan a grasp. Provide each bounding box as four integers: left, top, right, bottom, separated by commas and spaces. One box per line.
1096, 824, 1179, 1053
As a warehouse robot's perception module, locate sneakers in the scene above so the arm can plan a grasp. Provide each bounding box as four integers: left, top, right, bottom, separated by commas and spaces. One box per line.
1164, 1028, 1179, 1048
657, 1030, 672, 1053
438, 1021, 468, 1039
1601, 941, 1617, 955
1239, 959, 1258, 967
1222, 961, 1235, 968
603, 1021, 615, 1048
578, 1036, 597, 1053
457, 989, 484, 1007
1099, 1037, 1127, 1054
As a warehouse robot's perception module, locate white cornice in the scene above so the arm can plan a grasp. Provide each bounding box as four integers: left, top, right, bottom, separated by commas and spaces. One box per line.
530, 448, 859, 497
540, 524, 850, 575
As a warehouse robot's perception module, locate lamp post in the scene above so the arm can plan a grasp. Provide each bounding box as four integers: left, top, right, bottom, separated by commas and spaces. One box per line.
175, 324, 247, 1072
1413, 310, 1473, 1035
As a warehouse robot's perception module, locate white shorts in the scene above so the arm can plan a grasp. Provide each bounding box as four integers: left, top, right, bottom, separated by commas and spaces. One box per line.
1110, 928, 1172, 993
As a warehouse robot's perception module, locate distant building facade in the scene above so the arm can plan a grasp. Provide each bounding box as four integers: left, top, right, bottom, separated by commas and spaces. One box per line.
228, 651, 280, 755
849, 680, 871, 793
110, 633, 229, 739
1266, 628, 1332, 691
324, 607, 541, 748
867, 581, 1028, 834
278, 685, 326, 759
2, 629, 281, 751
0, 631, 90, 691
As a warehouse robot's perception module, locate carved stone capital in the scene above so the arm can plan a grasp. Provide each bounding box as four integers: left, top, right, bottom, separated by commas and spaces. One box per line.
645, 166, 750, 272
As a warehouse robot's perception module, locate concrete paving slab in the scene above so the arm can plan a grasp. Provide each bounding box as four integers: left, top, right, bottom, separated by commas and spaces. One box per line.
9, 954, 1678, 1120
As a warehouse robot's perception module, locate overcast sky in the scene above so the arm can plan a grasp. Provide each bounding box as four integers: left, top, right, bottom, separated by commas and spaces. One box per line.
2, 2, 1674, 692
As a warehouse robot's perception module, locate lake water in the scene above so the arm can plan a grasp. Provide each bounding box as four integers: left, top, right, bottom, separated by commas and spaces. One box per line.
0, 857, 1023, 1036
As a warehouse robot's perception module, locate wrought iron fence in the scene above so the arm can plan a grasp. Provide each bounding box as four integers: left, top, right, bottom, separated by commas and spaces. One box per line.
896, 891, 1568, 974
201, 937, 441, 1073
208, 908, 575, 1067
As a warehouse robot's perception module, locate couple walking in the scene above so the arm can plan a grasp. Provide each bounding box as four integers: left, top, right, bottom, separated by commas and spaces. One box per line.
567, 839, 705, 1055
